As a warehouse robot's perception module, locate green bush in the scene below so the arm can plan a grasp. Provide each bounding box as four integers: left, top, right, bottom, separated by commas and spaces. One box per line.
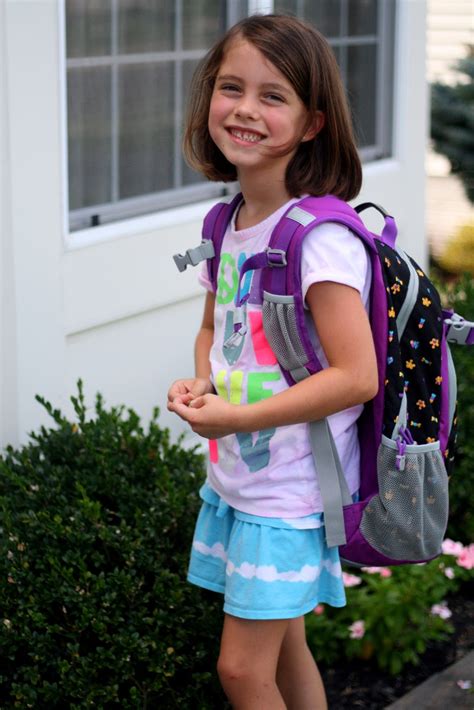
0, 383, 227, 709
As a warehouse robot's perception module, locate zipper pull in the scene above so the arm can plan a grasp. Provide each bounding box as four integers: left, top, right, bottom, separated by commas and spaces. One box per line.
395, 437, 407, 471
223, 306, 248, 349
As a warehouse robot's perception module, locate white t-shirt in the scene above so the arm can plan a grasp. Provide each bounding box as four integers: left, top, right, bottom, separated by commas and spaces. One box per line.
199, 197, 371, 518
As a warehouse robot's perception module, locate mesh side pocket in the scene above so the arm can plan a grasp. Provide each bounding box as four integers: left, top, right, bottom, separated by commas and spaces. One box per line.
262, 293, 307, 373
360, 439, 449, 561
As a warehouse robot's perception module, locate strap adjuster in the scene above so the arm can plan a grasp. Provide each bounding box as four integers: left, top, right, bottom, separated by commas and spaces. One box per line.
264, 248, 287, 267
173, 239, 215, 272
445, 313, 474, 345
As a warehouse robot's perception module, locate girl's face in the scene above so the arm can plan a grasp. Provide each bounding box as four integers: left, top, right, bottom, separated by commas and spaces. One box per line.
208, 39, 317, 182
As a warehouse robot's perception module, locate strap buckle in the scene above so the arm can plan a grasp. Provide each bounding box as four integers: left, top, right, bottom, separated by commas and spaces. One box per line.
445, 313, 474, 345
264, 248, 287, 267
173, 239, 215, 272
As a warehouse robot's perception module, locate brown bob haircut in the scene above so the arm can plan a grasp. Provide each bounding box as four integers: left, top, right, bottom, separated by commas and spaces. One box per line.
183, 14, 362, 201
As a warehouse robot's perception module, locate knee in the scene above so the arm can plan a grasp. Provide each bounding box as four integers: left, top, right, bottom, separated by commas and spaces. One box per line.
217, 653, 256, 688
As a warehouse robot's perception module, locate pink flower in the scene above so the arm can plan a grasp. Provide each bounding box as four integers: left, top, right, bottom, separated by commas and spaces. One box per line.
431, 602, 452, 620
444, 567, 455, 580
343, 572, 362, 587
457, 544, 474, 570
457, 680, 472, 690
348, 620, 365, 639
442, 539, 464, 557
314, 604, 325, 615
361, 566, 392, 578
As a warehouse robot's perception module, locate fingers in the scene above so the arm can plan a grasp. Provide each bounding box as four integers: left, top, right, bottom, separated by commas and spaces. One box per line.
188, 395, 206, 409
168, 399, 194, 421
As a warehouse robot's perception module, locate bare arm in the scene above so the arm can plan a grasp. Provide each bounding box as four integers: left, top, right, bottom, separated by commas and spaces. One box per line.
194, 291, 215, 380
167, 291, 216, 407
169, 282, 378, 438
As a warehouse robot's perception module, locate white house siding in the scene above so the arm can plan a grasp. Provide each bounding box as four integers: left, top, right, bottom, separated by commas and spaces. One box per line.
1, 0, 428, 449
427, 0, 473, 84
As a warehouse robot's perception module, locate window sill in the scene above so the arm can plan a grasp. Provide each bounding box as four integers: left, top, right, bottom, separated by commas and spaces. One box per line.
65, 197, 223, 251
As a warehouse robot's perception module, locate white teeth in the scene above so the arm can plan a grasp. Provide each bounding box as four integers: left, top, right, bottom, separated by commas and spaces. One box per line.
230, 129, 262, 143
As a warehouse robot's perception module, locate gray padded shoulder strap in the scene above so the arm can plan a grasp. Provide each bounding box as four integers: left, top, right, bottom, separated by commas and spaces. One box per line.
309, 419, 352, 548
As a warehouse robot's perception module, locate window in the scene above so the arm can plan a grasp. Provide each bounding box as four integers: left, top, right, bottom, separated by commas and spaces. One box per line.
65, 0, 395, 233
66, 0, 247, 231
274, 0, 395, 159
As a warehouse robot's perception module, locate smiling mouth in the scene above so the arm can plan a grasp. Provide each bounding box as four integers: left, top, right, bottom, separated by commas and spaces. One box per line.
228, 128, 264, 143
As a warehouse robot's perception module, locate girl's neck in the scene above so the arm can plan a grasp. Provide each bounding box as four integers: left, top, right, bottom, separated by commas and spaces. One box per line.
236, 176, 293, 230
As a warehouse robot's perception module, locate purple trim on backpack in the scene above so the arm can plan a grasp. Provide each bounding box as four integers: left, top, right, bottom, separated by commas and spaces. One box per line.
204, 194, 242, 291
439, 335, 451, 453
381, 216, 397, 248
361, 251, 389, 496
263, 210, 302, 297
339, 500, 439, 566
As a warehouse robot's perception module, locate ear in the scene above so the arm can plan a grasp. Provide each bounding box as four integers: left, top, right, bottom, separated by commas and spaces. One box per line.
302, 111, 325, 142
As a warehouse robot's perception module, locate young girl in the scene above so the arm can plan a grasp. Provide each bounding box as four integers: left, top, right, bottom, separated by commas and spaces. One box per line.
168, 14, 378, 709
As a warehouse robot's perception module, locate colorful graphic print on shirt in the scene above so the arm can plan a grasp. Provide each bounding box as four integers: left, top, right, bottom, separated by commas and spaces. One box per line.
211, 249, 281, 473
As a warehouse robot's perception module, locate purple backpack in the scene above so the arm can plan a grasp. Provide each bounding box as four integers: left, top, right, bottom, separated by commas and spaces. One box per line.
174, 193, 474, 566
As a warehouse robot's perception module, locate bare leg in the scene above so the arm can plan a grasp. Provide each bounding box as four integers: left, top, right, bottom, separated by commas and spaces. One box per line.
217, 613, 290, 709
276, 616, 328, 710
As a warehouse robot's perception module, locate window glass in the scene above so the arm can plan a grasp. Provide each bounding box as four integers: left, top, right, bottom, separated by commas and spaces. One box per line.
347, 44, 377, 148
274, 0, 341, 37
348, 0, 378, 35
66, 0, 111, 58
119, 62, 175, 198
182, 59, 206, 186
67, 66, 112, 209
118, 0, 175, 53
182, 0, 227, 50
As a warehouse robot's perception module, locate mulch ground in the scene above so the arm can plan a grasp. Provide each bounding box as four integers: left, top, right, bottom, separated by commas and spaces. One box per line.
321, 580, 474, 709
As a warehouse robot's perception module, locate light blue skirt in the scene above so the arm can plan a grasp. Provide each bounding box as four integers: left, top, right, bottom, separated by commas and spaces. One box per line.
187, 484, 346, 620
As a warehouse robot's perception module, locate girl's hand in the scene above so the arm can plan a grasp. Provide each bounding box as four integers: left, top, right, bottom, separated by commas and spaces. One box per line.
168, 393, 241, 439
167, 377, 214, 408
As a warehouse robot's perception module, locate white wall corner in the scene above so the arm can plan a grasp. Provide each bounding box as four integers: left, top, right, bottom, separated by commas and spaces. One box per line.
391, 0, 429, 268
0, 0, 19, 448
5, 0, 67, 446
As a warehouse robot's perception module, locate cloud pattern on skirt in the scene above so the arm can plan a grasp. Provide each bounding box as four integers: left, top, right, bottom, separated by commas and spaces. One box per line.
192, 540, 342, 583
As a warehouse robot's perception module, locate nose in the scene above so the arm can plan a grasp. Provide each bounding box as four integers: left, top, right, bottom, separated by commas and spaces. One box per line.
234, 92, 260, 120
